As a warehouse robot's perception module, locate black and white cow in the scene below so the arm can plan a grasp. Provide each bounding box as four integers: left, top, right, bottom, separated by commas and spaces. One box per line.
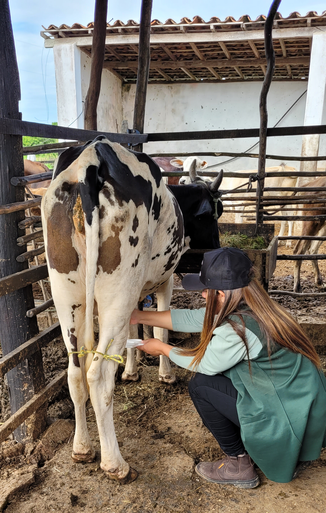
41, 136, 223, 484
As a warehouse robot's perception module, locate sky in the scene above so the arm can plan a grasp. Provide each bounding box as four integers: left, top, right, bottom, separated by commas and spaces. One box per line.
9, 0, 326, 125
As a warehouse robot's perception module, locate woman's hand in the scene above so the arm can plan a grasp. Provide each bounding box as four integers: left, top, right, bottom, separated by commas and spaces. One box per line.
137, 338, 172, 357
130, 309, 141, 325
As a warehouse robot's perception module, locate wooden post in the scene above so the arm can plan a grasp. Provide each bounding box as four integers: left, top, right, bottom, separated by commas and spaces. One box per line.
132, 0, 153, 152
84, 0, 108, 130
255, 0, 281, 235
0, 0, 46, 441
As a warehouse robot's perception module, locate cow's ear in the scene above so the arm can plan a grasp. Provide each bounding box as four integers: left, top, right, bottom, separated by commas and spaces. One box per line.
170, 158, 184, 168
193, 198, 212, 217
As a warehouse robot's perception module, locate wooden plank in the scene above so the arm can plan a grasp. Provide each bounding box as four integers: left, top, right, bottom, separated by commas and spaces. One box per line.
16, 246, 45, 262
277, 254, 326, 260
26, 298, 54, 318
0, 370, 67, 443
0, 118, 148, 144
0, 197, 42, 215
0, 322, 61, 378
17, 229, 43, 245
105, 56, 310, 70
0, 264, 48, 297
11, 172, 52, 186
147, 125, 326, 142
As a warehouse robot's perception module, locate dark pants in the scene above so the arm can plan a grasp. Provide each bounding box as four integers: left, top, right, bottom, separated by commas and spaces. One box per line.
188, 373, 245, 456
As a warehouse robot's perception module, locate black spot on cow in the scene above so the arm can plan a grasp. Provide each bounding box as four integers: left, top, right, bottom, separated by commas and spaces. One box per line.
132, 151, 162, 188
129, 236, 139, 247
132, 215, 139, 233
99, 205, 106, 219
79, 165, 101, 226
164, 245, 172, 255
71, 303, 82, 322
68, 278, 76, 284
151, 253, 160, 260
132, 254, 140, 268
101, 188, 115, 206
68, 330, 80, 368
94, 143, 153, 214
152, 194, 162, 220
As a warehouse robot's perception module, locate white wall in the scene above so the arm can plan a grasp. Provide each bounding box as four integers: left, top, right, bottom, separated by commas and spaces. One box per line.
122, 81, 314, 173
53, 41, 326, 174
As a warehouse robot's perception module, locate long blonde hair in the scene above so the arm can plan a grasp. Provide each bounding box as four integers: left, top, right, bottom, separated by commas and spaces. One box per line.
179, 276, 320, 370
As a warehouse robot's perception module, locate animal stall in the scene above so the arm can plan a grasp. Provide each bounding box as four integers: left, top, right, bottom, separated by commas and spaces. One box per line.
1, 0, 326, 473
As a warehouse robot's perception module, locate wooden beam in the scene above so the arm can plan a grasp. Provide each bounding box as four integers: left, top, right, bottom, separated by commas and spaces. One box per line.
248, 40, 261, 58
16, 246, 45, 263
180, 67, 198, 80
219, 41, 231, 59
0, 370, 67, 443
0, 118, 148, 144
0, 323, 61, 378
0, 197, 42, 215
104, 56, 310, 70
26, 299, 54, 318
234, 66, 244, 79
157, 69, 172, 81
207, 67, 221, 79
44, 27, 319, 48
189, 42, 205, 60
160, 43, 177, 60
130, 44, 139, 54
106, 46, 122, 60
0, 264, 48, 297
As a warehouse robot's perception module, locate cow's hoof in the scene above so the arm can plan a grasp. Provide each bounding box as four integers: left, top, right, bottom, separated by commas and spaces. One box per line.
71, 450, 96, 463
121, 371, 139, 382
159, 374, 176, 384
106, 467, 138, 484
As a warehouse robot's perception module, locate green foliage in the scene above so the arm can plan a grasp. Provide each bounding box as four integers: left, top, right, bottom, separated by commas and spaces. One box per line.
23, 123, 58, 169
220, 232, 268, 250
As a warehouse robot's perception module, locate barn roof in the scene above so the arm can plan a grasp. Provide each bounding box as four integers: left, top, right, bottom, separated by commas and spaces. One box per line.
41, 11, 326, 84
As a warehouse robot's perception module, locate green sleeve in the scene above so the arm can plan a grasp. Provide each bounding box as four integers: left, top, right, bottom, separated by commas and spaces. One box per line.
170, 308, 206, 333
169, 323, 263, 375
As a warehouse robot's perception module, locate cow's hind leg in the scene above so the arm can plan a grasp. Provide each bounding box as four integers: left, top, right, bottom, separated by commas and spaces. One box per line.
309, 236, 325, 288
87, 326, 137, 483
68, 359, 96, 463
155, 276, 176, 384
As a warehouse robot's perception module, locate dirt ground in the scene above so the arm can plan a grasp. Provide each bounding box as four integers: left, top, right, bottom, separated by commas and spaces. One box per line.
1, 222, 326, 513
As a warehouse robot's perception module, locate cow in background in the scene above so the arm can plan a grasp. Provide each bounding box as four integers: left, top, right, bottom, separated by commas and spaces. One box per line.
218, 164, 298, 246
293, 176, 326, 292
23, 159, 52, 196
41, 136, 223, 483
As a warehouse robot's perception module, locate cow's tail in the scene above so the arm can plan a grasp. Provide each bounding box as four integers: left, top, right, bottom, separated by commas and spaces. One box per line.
79, 165, 101, 367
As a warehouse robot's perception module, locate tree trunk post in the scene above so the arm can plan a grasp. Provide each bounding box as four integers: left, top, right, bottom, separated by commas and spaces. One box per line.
255, 0, 281, 235
84, 0, 108, 131
132, 0, 153, 153
0, 0, 46, 441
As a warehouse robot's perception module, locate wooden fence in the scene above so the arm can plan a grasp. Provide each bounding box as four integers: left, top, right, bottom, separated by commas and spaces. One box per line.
1, 0, 326, 444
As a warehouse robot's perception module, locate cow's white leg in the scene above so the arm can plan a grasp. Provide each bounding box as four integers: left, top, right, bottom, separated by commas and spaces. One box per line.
68, 358, 96, 463
155, 276, 176, 384
51, 289, 95, 463
286, 221, 294, 247
278, 221, 286, 246
122, 323, 139, 381
87, 325, 136, 482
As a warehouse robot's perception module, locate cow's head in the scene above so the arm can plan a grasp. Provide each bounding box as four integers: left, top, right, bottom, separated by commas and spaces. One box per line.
168, 162, 223, 249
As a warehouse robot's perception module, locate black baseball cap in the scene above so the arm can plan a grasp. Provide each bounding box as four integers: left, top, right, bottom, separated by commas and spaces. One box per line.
182, 247, 253, 291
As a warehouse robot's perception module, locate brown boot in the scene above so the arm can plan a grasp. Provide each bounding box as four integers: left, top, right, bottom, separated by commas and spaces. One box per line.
195, 453, 260, 489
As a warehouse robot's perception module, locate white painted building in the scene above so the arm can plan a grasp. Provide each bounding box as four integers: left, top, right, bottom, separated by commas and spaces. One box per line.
42, 12, 326, 175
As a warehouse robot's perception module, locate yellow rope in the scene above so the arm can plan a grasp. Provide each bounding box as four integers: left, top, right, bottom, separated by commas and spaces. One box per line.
68, 338, 124, 364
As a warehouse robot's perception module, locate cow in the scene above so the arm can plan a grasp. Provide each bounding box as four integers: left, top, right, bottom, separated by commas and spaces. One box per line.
173, 156, 208, 185
293, 176, 326, 293
218, 164, 298, 246
23, 159, 52, 196
41, 136, 223, 483
151, 156, 182, 185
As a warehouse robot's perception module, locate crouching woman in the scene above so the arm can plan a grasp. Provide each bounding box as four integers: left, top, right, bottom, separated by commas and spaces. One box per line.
130, 247, 326, 488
